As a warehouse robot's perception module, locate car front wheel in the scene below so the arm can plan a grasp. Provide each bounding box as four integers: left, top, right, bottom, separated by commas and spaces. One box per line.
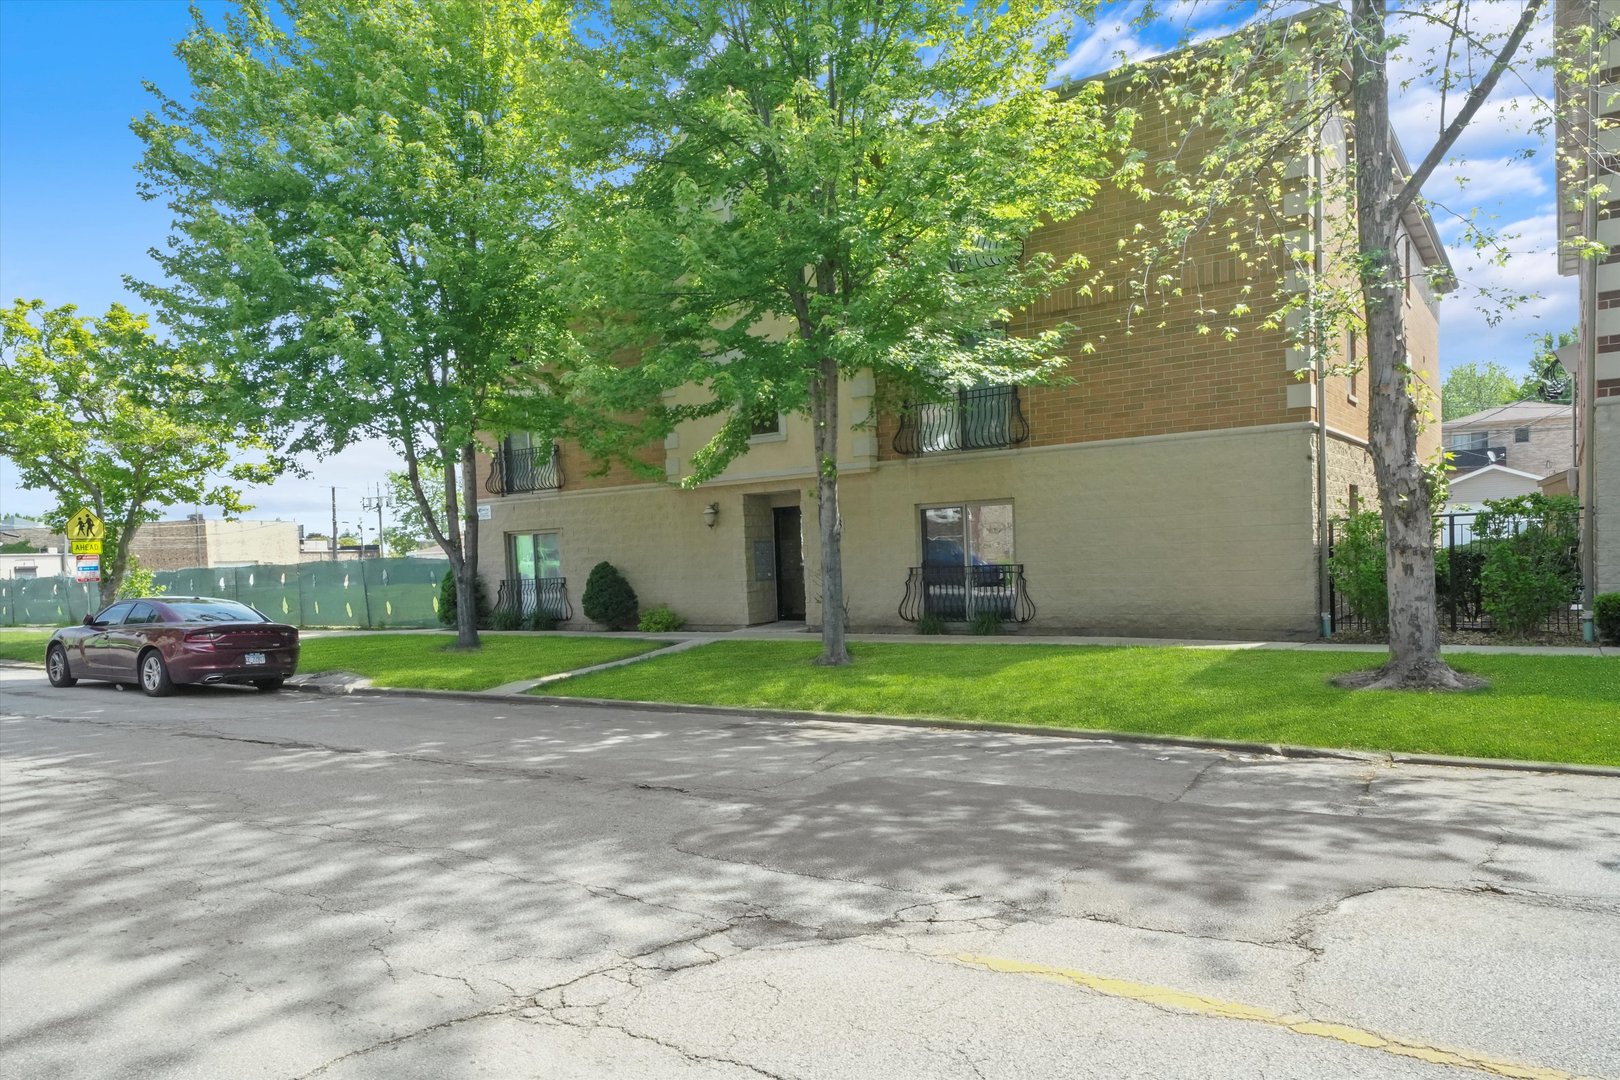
139, 650, 174, 697
46, 645, 77, 688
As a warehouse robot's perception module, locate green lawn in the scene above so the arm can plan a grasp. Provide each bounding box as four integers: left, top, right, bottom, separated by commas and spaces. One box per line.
0, 631, 54, 663
544, 641, 1620, 767
297, 632, 671, 691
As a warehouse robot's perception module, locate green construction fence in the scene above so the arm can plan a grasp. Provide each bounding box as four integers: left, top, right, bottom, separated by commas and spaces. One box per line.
0, 557, 451, 628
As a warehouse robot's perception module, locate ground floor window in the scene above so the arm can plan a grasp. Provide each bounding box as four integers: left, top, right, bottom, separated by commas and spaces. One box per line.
508, 532, 564, 617
921, 502, 1014, 568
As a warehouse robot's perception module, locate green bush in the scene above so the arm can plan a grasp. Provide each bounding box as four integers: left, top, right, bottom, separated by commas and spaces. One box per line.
1594, 592, 1620, 645
637, 605, 685, 633
438, 568, 492, 628
527, 609, 559, 632
582, 561, 639, 629
970, 609, 1003, 636
915, 613, 947, 635
116, 556, 165, 600
491, 607, 524, 631
1475, 494, 1581, 637
1328, 510, 1388, 634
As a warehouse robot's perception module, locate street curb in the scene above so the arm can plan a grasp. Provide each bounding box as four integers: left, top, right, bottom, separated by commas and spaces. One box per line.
286, 680, 1620, 779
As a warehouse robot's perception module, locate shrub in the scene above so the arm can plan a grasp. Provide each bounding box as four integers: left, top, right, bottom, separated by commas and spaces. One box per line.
116, 556, 164, 600
970, 609, 1003, 636
1475, 494, 1581, 637
582, 561, 639, 629
527, 609, 559, 632
438, 568, 492, 628
1594, 592, 1620, 645
491, 606, 524, 631
1434, 541, 1487, 623
637, 605, 686, 633
1328, 510, 1388, 634
915, 613, 947, 635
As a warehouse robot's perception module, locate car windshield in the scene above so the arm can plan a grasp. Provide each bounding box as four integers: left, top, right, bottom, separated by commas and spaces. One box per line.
164, 600, 269, 623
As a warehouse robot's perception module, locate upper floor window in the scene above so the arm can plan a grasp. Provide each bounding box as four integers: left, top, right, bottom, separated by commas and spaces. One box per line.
749, 410, 784, 441
488, 433, 561, 496
1514, 427, 1531, 443
1447, 430, 1488, 452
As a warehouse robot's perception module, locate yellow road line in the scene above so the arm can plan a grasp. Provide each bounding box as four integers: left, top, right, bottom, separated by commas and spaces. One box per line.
954, 953, 1600, 1080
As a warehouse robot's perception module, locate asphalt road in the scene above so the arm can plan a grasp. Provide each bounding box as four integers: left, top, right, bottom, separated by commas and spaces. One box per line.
2, 666, 1617, 1080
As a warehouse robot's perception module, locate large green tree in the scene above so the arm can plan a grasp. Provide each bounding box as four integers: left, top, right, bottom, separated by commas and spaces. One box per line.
1114, 1, 1575, 688
1442, 361, 1523, 421
564, 0, 1132, 664
133, 0, 576, 648
0, 300, 269, 606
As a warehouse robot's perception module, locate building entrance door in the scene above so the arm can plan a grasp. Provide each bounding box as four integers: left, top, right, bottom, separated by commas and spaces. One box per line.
773, 507, 805, 620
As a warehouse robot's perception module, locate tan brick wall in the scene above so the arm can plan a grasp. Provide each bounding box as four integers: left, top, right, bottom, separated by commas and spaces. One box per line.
484, 424, 1323, 640
1595, 398, 1620, 596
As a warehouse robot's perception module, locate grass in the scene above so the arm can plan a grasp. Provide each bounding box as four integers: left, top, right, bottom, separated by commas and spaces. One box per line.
0, 631, 55, 663
545, 641, 1620, 767
296, 632, 670, 692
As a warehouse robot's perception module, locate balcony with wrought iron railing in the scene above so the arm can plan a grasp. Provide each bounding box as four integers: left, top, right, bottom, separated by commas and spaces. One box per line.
893, 385, 1029, 456
494, 576, 573, 623
899, 563, 1035, 624
487, 442, 562, 496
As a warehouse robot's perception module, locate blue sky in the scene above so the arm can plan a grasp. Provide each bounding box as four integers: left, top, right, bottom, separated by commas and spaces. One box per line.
0, 0, 1572, 531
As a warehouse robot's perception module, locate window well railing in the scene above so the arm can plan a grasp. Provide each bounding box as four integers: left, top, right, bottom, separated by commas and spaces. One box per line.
899, 563, 1035, 624
494, 576, 573, 623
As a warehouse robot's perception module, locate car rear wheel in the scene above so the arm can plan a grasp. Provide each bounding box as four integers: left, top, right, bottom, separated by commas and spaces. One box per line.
46, 645, 77, 688
253, 677, 285, 692
138, 650, 174, 697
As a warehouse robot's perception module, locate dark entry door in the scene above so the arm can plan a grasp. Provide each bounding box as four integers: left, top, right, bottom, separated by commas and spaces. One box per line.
773, 507, 806, 620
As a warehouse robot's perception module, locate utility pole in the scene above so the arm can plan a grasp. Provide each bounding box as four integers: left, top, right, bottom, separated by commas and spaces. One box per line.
330, 487, 338, 562
361, 483, 389, 560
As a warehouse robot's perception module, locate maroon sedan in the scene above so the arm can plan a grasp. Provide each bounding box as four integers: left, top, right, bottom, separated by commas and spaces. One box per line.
45, 596, 300, 697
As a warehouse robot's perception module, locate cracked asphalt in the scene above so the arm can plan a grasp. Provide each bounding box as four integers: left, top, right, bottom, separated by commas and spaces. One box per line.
1, 666, 1617, 1080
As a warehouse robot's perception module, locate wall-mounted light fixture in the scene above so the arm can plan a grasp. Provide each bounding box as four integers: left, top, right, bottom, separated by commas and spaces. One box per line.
703, 502, 719, 529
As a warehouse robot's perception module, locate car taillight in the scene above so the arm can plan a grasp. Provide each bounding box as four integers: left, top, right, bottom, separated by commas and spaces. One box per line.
185, 630, 224, 642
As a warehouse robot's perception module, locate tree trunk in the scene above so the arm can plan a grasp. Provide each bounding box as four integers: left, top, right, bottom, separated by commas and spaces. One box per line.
1348, 0, 1472, 690
810, 355, 850, 666
454, 442, 481, 649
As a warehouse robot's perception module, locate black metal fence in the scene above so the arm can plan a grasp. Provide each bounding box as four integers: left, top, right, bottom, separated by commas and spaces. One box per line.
487, 442, 562, 496
1328, 510, 1584, 636
493, 577, 573, 623
899, 563, 1036, 624
893, 385, 1029, 455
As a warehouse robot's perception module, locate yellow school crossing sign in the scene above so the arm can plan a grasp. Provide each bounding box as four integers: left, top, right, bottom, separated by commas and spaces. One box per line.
68, 506, 104, 555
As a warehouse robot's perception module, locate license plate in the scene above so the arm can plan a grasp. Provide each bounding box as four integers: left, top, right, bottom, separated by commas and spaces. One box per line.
245, 652, 266, 666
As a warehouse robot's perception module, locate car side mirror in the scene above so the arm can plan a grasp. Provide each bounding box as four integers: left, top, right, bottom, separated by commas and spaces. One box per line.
83, 614, 96, 626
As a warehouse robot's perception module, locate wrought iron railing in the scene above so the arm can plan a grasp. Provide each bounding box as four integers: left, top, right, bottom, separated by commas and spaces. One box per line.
893, 385, 1029, 455
899, 563, 1035, 624
1328, 509, 1583, 637
494, 576, 573, 623
1448, 445, 1506, 470
487, 442, 562, 495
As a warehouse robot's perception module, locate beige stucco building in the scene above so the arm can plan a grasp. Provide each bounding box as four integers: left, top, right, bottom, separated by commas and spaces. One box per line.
475, 67, 1449, 640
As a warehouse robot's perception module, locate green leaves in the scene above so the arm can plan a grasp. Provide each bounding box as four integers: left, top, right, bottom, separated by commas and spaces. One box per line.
563, 0, 1134, 483
0, 299, 269, 602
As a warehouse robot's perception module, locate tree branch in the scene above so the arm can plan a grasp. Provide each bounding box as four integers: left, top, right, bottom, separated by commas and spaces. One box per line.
1394, 0, 1544, 217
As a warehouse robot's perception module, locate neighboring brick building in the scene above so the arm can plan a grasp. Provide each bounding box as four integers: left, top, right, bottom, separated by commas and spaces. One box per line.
474, 63, 1449, 640
1557, 0, 1620, 613
127, 517, 301, 571
1442, 402, 1574, 482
